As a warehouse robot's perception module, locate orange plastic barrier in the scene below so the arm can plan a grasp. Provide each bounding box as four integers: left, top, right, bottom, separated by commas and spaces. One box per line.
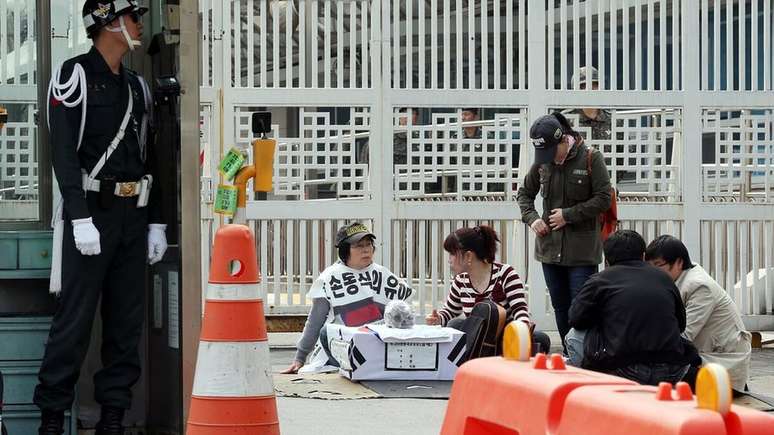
186, 224, 280, 435
440, 353, 637, 435
556, 382, 774, 435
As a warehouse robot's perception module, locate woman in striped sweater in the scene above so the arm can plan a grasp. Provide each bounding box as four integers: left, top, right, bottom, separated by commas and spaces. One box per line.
426, 225, 551, 360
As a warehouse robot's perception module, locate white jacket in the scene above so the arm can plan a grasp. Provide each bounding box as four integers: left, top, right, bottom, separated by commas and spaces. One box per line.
675, 264, 751, 390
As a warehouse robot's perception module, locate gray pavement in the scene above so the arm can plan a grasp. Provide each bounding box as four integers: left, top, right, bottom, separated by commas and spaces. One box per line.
268, 332, 774, 435
277, 397, 448, 435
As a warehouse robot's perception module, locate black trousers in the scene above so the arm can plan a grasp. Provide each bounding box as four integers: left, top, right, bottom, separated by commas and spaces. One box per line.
34, 193, 147, 412
447, 301, 552, 360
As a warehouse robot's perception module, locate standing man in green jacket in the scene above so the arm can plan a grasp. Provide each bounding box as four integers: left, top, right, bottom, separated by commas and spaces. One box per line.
517, 112, 612, 350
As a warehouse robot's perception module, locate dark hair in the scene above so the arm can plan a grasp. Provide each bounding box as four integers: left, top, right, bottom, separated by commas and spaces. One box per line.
443, 225, 499, 263
603, 230, 646, 265
552, 111, 581, 141
338, 236, 375, 263
644, 235, 693, 270
462, 108, 479, 116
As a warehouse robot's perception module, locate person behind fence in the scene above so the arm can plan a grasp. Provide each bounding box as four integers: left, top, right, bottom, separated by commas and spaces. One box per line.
425, 225, 551, 360
565, 230, 701, 386
645, 235, 752, 393
282, 223, 413, 374
563, 65, 636, 184
564, 66, 612, 141
516, 112, 612, 351
357, 107, 418, 165
460, 108, 482, 139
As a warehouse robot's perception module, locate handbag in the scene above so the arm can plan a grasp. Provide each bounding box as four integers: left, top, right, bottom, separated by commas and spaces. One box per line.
586, 147, 618, 241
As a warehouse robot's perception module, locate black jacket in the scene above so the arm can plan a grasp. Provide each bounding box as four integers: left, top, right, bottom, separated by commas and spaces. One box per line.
569, 260, 697, 370
50, 46, 162, 223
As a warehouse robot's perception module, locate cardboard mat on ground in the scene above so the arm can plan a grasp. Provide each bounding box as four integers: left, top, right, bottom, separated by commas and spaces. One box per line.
273, 373, 453, 400
273, 373, 381, 400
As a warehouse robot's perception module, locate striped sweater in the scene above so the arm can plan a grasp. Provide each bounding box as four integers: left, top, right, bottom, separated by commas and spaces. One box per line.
438, 262, 530, 326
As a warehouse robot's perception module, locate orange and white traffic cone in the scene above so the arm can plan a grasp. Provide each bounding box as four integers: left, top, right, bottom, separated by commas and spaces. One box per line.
187, 224, 280, 435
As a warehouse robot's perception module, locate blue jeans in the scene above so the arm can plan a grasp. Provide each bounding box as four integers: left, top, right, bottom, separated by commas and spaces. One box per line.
541, 263, 597, 349
565, 328, 586, 367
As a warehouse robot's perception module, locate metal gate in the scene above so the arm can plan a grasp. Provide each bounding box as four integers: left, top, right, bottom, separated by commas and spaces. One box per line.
198, 0, 774, 330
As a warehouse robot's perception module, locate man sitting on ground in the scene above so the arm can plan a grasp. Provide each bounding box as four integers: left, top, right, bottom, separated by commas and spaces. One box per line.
645, 235, 751, 393
566, 230, 700, 386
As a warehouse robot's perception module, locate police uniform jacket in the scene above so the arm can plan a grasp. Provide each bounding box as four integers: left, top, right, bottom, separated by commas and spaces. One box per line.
50, 46, 162, 223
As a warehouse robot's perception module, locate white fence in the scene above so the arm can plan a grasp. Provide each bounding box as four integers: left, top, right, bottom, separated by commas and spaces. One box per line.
0, 0, 91, 220
199, 0, 774, 330
0, 0, 37, 220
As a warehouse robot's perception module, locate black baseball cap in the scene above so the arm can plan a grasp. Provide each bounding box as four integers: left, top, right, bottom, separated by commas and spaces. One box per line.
335, 223, 376, 247
530, 113, 571, 165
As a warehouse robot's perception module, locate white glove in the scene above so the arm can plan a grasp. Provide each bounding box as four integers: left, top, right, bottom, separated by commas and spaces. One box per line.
72, 217, 101, 256
147, 224, 168, 265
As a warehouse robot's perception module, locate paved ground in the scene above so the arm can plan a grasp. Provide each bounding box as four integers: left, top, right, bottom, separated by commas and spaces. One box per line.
277, 397, 447, 435
269, 332, 774, 435
749, 342, 774, 397
271, 347, 448, 435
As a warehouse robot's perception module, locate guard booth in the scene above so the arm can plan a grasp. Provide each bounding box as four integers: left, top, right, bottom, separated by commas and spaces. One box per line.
0, 1, 185, 432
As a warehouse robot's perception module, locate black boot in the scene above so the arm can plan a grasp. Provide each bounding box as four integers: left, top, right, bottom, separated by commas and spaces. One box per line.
95, 406, 125, 435
38, 409, 65, 435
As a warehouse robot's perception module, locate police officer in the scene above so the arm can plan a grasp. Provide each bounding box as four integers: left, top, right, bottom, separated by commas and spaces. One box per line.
35, 2, 166, 434
563, 66, 612, 141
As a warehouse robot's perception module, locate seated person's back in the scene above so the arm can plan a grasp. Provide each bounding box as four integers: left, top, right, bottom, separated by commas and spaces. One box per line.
567, 230, 699, 385
645, 235, 751, 392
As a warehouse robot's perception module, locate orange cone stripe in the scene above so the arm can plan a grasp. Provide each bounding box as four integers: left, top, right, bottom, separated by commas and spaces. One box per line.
208, 226, 260, 284
187, 396, 280, 426
200, 300, 267, 341
187, 426, 279, 435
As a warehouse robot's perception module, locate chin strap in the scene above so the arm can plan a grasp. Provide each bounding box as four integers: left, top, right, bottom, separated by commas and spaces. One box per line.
106, 15, 141, 51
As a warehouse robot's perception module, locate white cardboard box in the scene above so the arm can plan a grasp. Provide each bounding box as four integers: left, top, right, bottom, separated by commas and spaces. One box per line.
326, 324, 466, 381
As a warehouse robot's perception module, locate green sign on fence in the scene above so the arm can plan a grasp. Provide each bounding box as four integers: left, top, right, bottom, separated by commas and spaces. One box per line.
214, 184, 238, 216
218, 147, 246, 181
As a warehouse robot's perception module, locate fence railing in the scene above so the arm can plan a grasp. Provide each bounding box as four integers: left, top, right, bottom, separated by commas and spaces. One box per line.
183, 0, 774, 330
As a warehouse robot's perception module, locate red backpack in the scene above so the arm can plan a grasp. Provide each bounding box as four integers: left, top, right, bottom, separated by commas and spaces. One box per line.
586, 147, 618, 241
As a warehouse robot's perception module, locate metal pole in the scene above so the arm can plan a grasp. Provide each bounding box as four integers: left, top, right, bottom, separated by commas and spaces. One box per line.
681, 0, 702, 258
179, 0, 202, 427
36, 0, 52, 229
526, 0, 549, 329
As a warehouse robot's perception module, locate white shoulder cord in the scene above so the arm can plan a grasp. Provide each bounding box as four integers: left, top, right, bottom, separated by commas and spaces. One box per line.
86, 84, 133, 183
48, 62, 87, 152
48, 62, 86, 294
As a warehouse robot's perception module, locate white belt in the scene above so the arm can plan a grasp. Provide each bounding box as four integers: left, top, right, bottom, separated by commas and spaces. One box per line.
82, 174, 142, 197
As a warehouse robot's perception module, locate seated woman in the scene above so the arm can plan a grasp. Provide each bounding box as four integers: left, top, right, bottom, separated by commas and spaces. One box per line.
282, 223, 413, 374
426, 225, 550, 359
